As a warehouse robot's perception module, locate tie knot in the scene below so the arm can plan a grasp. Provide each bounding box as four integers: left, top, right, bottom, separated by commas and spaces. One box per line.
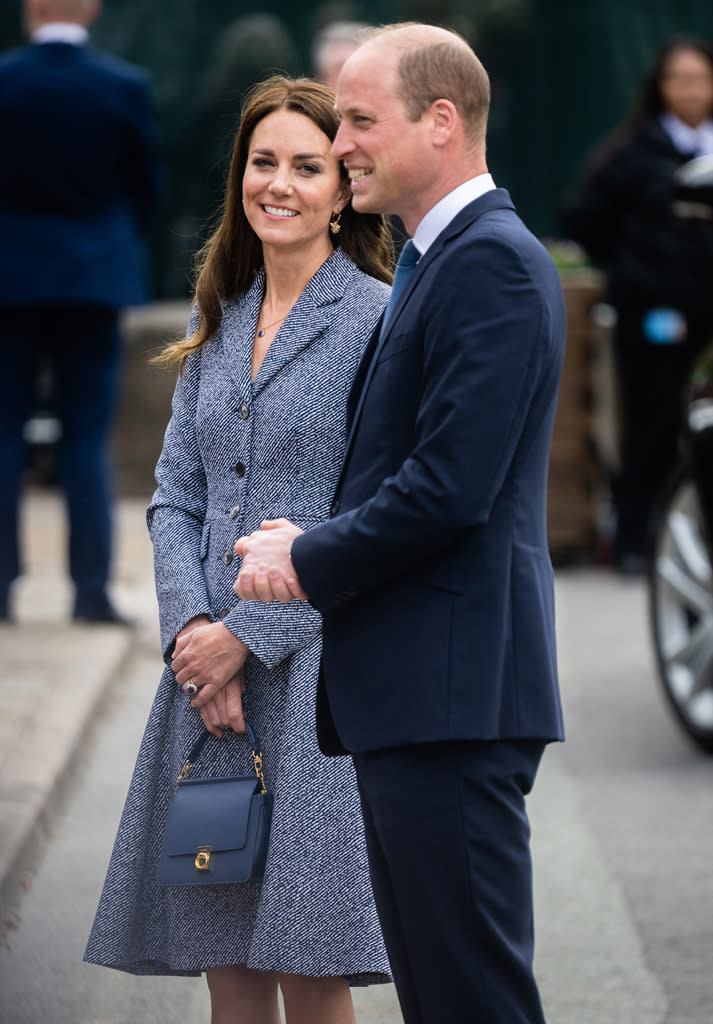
397, 239, 420, 271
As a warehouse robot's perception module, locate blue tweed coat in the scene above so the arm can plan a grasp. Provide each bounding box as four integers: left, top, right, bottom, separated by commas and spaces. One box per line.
84, 249, 391, 979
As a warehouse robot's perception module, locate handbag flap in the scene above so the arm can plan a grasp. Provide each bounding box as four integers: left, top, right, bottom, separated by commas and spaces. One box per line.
162, 775, 260, 856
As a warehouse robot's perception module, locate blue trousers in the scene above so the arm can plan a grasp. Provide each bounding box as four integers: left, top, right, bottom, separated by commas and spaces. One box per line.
353, 739, 547, 1024
0, 304, 121, 614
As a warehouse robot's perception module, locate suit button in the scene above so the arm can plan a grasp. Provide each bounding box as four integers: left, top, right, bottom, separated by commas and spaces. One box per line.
221, 548, 234, 565
220, 606, 230, 618
239, 402, 250, 420
235, 460, 246, 477
229, 505, 241, 519
330, 499, 340, 516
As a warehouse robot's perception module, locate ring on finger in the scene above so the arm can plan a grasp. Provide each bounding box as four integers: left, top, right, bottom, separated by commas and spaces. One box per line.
185, 679, 198, 696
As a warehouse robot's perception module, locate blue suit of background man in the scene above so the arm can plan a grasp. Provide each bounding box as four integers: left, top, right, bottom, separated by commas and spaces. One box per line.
0, 16, 161, 620
291, 187, 567, 1023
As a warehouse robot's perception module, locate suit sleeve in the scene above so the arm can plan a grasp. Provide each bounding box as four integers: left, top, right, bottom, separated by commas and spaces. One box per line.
292, 236, 558, 613
119, 73, 163, 229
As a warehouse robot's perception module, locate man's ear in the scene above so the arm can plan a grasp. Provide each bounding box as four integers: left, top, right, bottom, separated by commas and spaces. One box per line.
431, 99, 458, 147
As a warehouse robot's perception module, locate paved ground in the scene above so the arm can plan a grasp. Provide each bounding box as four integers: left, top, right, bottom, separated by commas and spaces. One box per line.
0, 491, 684, 1023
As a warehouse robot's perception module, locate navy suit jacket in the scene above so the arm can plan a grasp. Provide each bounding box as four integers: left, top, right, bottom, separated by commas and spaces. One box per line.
292, 189, 567, 755
0, 41, 161, 308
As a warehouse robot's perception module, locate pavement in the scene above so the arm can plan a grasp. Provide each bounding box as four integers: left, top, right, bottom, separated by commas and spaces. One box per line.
0, 490, 158, 921
0, 491, 671, 1023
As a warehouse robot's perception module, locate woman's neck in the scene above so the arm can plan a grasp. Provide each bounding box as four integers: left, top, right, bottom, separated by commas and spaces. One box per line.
260, 242, 335, 316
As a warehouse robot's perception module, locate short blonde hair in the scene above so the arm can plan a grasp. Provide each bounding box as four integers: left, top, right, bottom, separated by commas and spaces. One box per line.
370, 24, 490, 146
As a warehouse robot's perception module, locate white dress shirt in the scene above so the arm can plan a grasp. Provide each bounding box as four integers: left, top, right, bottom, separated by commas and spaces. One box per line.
32, 23, 89, 46
412, 173, 496, 256
660, 113, 713, 157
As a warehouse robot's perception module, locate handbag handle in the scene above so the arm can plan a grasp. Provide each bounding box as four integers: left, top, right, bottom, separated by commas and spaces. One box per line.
176, 717, 267, 794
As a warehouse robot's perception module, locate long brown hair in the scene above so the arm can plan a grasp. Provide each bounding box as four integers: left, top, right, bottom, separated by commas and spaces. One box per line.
160, 76, 393, 371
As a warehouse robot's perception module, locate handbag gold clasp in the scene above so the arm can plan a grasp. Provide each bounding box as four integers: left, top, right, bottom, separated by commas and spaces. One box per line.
195, 846, 212, 871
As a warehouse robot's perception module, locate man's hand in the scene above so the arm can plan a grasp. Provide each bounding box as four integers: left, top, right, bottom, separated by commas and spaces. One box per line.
172, 620, 248, 705
235, 519, 307, 603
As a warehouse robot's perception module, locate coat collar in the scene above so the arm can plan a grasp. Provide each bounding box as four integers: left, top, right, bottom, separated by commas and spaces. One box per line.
219, 247, 359, 398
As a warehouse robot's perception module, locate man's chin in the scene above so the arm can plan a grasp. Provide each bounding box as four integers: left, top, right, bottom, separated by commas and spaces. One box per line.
350, 191, 383, 216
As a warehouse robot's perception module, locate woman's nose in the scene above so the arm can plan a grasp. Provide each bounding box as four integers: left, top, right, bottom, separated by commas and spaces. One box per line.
268, 170, 293, 195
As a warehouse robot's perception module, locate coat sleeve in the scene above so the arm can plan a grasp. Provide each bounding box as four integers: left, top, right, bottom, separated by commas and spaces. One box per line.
147, 348, 213, 661
293, 234, 562, 613
221, 598, 322, 671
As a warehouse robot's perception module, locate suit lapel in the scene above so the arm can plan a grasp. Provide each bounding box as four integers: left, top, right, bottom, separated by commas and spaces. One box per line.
338, 189, 516, 485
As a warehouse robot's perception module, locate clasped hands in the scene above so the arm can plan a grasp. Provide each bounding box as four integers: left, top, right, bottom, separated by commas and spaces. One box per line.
233, 518, 306, 603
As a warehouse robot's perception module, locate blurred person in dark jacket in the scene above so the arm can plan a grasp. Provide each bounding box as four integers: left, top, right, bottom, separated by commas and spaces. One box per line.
0, 0, 161, 622
565, 36, 713, 573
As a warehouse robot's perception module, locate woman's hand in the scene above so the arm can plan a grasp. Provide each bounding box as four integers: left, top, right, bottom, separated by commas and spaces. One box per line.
198, 670, 246, 738
172, 620, 248, 705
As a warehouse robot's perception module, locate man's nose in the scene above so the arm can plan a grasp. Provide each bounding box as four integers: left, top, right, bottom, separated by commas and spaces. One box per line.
331, 123, 352, 159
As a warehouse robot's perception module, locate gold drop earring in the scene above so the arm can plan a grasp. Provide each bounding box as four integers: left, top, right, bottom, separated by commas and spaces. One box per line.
329, 210, 342, 235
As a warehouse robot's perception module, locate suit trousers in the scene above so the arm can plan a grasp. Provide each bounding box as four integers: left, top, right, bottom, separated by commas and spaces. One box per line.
0, 304, 121, 613
353, 739, 547, 1024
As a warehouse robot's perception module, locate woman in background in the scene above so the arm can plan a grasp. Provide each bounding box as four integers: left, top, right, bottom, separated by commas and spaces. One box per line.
565, 35, 713, 572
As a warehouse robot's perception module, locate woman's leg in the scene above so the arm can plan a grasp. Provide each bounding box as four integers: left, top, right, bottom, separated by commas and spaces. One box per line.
279, 973, 356, 1024
205, 965, 281, 1024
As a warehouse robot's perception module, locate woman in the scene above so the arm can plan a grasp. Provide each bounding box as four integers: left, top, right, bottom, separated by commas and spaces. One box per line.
565, 36, 713, 572
84, 76, 393, 1024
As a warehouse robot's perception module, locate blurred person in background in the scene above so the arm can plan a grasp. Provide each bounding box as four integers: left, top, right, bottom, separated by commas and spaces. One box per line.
85, 76, 393, 1024
312, 19, 372, 90
565, 35, 713, 574
0, 0, 161, 622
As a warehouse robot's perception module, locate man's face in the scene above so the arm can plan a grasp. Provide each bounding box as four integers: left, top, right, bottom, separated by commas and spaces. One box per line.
332, 44, 437, 233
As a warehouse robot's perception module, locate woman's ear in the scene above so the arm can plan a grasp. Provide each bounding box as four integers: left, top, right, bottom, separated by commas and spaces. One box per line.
335, 181, 351, 213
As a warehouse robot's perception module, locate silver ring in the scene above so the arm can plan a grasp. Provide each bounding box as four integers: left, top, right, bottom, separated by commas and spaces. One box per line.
186, 680, 198, 696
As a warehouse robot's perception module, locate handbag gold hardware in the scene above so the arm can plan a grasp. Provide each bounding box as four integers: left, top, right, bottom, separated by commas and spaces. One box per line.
195, 846, 212, 870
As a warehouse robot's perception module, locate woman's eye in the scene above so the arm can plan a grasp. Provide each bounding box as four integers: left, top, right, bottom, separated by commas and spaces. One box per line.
298, 164, 320, 175
252, 158, 274, 168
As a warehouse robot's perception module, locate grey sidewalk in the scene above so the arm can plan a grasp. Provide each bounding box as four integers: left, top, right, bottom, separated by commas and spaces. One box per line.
0, 490, 157, 918
0, 493, 669, 1022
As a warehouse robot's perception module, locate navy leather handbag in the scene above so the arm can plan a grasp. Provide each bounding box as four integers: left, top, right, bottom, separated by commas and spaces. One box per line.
158, 719, 273, 886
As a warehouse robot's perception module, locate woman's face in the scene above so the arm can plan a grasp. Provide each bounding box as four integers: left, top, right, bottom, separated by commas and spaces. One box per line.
660, 47, 713, 128
242, 108, 347, 257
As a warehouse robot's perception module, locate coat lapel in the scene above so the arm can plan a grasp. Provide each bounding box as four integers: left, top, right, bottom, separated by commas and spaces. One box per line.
251, 248, 355, 398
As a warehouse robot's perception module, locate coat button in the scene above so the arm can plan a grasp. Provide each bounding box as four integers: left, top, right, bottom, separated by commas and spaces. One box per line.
239, 402, 250, 420
229, 505, 241, 519
330, 498, 340, 516
235, 460, 246, 477
221, 548, 234, 565
220, 606, 230, 618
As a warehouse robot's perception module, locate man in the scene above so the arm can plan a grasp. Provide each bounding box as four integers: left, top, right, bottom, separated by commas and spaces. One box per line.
232, 23, 565, 1023
0, 0, 161, 622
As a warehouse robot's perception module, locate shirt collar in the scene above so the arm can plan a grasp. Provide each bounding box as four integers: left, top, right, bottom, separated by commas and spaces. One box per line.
412, 173, 496, 255
660, 113, 713, 157
32, 23, 89, 46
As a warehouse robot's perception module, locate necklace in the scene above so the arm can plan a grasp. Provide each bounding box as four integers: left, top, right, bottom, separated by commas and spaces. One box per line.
256, 313, 288, 338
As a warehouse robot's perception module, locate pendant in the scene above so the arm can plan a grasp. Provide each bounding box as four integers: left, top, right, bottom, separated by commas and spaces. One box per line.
257, 329, 265, 337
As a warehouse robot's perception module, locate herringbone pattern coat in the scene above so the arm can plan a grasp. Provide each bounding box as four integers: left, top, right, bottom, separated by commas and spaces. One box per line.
84, 249, 392, 980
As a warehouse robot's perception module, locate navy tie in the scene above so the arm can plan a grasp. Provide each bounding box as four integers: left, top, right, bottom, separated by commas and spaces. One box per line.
381, 239, 419, 334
